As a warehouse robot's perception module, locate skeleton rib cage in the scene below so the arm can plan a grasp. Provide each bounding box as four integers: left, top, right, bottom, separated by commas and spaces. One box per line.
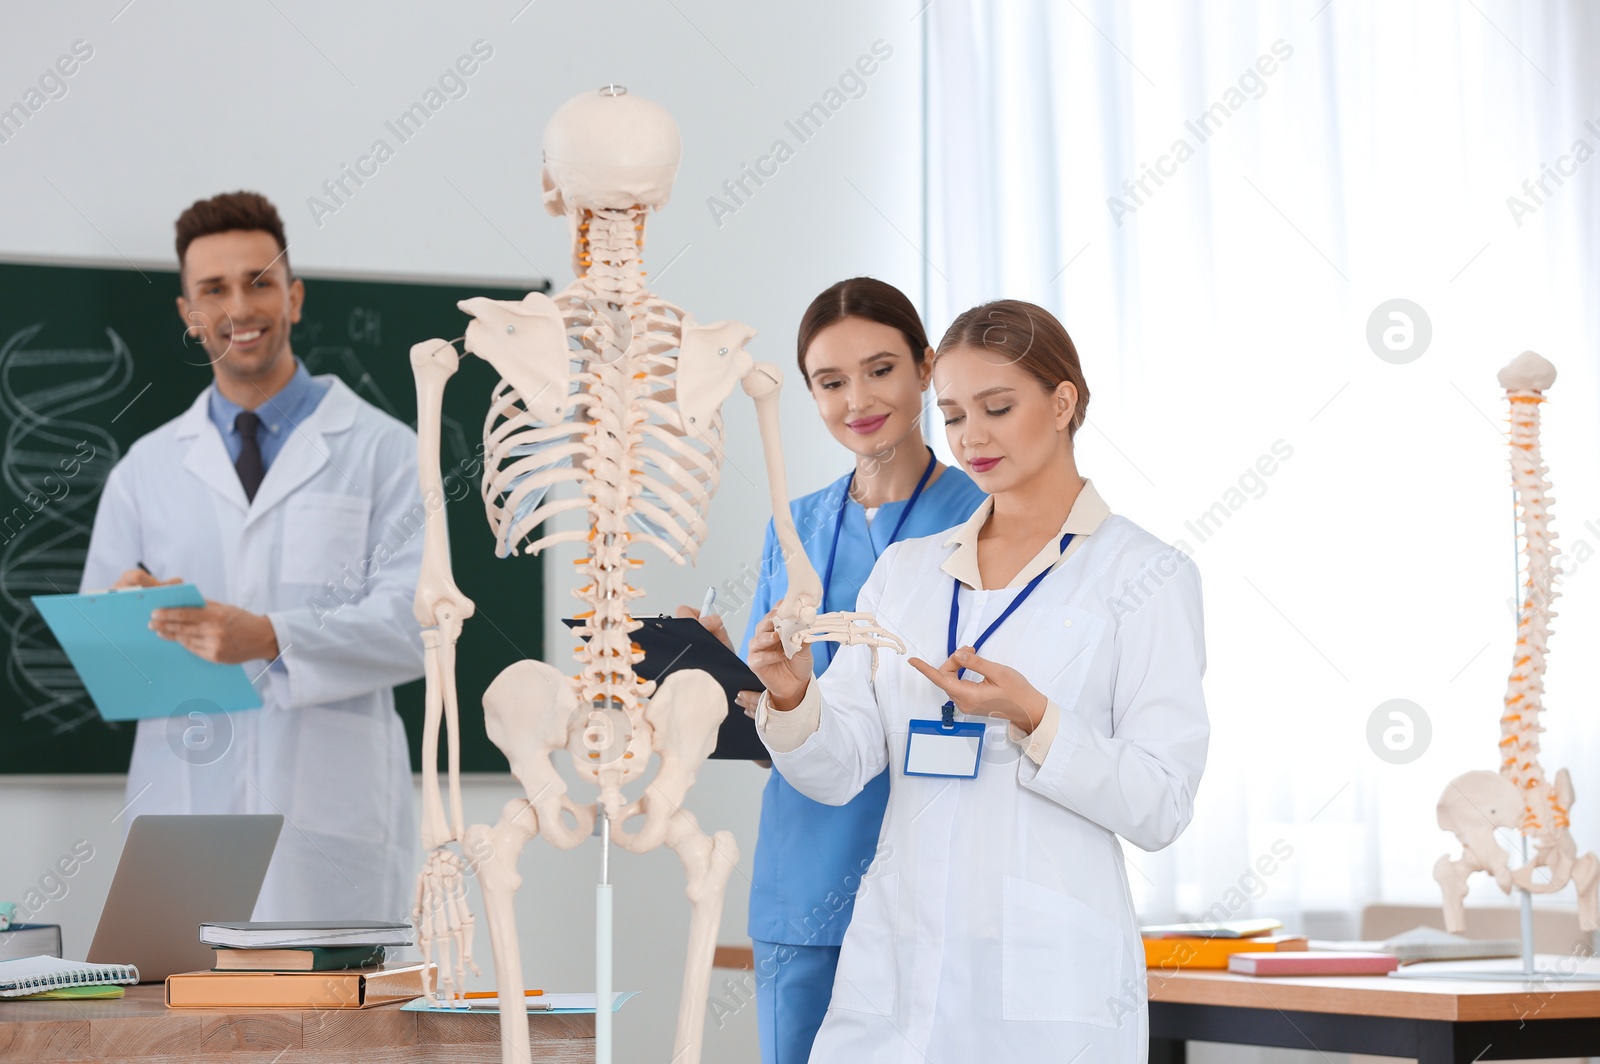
480, 278, 722, 722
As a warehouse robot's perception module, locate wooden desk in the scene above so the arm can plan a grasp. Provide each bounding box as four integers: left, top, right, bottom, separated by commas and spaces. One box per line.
0, 984, 595, 1063
1148, 958, 1600, 1063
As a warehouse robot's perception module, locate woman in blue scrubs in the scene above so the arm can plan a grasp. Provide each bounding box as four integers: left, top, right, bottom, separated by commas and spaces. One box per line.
730, 278, 984, 1063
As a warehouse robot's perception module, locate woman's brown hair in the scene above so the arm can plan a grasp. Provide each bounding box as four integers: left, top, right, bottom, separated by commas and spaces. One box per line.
936, 299, 1090, 438
796, 277, 930, 385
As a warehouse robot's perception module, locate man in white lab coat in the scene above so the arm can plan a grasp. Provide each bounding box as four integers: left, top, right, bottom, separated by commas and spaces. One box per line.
80, 191, 425, 922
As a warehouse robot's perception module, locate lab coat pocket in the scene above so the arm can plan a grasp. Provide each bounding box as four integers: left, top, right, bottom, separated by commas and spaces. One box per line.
828, 871, 898, 1015
291, 707, 390, 842
1002, 875, 1126, 1025
281, 492, 370, 587
1017, 605, 1105, 710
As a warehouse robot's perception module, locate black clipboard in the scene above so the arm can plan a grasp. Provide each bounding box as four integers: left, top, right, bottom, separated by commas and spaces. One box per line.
561, 616, 766, 760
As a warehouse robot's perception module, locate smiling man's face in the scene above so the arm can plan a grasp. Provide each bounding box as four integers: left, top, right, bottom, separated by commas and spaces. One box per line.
176, 229, 304, 386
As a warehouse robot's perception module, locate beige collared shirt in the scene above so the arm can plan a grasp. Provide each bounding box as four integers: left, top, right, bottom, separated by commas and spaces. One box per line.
761, 477, 1112, 763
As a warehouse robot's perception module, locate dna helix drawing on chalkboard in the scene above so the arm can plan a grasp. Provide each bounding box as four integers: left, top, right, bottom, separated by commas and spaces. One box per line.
0, 323, 134, 736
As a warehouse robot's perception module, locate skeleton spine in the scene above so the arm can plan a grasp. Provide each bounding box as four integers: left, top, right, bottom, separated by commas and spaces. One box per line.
1501, 388, 1564, 835
572, 208, 653, 717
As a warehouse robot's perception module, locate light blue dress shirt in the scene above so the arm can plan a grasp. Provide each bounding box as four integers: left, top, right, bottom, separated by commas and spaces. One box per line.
206, 357, 331, 472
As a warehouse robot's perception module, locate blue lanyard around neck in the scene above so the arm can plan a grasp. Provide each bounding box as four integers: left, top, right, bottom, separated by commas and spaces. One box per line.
817, 448, 938, 669
940, 531, 1075, 726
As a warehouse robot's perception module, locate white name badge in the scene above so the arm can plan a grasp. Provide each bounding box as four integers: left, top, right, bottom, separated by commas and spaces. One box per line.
903, 719, 985, 779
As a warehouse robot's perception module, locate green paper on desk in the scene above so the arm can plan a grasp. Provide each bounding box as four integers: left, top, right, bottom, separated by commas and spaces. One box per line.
31, 584, 262, 721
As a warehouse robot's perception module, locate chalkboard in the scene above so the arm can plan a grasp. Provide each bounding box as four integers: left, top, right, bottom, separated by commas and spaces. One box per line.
0, 258, 550, 774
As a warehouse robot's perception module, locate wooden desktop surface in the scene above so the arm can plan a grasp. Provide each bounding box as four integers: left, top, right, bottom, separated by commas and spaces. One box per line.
1147, 959, 1600, 1022
0, 983, 596, 1063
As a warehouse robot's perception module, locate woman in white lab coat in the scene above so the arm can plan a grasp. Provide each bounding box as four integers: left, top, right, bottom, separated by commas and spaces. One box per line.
749, 299, 1209, 1063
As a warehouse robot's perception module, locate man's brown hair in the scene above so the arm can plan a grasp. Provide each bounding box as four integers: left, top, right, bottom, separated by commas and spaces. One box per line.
174, 190, 290, 277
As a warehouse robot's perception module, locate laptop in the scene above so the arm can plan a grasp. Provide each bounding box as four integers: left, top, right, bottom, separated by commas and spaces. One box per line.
87, 814, 283, 981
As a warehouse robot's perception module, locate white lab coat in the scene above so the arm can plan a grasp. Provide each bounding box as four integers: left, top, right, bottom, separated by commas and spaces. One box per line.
757, 513, 1208, 1064
80, 377, 425, 923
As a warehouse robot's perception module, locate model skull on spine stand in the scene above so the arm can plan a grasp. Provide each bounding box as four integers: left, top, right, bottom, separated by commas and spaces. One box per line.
407, 86, 905, 1064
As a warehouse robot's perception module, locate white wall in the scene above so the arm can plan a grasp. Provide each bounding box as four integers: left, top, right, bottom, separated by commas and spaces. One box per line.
0, 2, 925, 1061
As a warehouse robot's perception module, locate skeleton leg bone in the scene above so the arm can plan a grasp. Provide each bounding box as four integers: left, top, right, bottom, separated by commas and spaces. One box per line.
664, 811, 739, 1064
468, 802, 539, 1064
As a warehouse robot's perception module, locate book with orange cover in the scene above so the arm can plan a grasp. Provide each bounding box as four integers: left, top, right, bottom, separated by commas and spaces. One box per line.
1143, 934, 1307, 970
166, 962, 433, 1008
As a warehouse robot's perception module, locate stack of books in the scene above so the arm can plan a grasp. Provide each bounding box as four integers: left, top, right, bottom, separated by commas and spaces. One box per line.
167, 920, 431, 1008
1141, 918, 1309, 970
0, 922, 63, 962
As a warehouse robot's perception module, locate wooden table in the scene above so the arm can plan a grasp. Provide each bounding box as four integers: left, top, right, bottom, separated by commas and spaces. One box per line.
1148, 958, 1600, 1063
0, 984, 596, 1063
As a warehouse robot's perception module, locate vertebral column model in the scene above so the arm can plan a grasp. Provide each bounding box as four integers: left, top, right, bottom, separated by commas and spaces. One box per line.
1433, 351, 1598, 933
407, 87, 903, 1064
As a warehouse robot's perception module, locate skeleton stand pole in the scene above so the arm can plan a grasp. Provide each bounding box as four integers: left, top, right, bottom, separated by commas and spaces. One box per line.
597, 812, 612, 1064
1508, 491, 1537, 976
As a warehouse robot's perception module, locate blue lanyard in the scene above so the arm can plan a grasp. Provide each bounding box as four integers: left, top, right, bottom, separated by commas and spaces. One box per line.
940, 531, 1075, 725
817, 448, 937, 669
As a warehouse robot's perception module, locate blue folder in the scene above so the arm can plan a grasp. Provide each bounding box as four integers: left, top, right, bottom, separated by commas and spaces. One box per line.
32, 584, 262, 721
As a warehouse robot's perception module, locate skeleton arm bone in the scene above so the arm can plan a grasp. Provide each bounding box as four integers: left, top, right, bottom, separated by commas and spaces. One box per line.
410, 339, 478, 847
740, 362, 824, 656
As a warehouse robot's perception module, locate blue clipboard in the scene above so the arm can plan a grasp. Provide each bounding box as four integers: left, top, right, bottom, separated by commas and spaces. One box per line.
32, 584, 263, 721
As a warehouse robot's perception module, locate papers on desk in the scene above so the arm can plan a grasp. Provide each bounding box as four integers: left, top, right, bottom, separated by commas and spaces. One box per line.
1309, 925, 1521, 965
403, 990, 640, 1014
1387, 955, 1600, 982
32, 584, 261, 721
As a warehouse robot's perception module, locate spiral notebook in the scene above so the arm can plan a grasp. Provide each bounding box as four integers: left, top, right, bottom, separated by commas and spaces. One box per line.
0, 956, 140, 998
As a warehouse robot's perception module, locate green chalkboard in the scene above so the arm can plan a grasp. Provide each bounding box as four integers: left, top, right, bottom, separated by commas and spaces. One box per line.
0, 258, 550, 774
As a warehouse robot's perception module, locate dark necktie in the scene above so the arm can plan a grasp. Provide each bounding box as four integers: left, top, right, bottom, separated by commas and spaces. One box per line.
235, 410, 265, 502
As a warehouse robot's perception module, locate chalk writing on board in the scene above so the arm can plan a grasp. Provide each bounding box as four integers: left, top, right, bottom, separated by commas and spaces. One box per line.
0, 324, 134, 735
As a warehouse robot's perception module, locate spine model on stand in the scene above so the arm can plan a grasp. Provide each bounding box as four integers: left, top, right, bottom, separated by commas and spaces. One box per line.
1433, 351, 1599, 933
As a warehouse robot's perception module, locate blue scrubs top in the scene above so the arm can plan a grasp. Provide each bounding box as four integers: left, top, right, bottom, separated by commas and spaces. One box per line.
740, 463, 987, 946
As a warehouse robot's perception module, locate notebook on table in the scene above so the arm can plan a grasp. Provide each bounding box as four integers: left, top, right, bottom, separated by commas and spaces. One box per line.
0, 956, 139, 998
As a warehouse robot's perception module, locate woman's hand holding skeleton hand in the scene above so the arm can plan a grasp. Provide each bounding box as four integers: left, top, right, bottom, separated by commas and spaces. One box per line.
746, 607, 814, 712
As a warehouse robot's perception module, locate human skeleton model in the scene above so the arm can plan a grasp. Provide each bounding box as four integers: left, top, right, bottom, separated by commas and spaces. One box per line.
1433, 351, 1599, 933
407, 87, 904, 1064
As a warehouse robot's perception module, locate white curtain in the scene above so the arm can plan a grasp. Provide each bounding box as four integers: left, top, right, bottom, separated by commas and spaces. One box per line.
927, 0, 1600, 938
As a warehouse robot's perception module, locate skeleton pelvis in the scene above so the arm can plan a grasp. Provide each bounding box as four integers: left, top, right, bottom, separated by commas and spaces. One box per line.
612, 668, 727, 853
482, 660, 594, 847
